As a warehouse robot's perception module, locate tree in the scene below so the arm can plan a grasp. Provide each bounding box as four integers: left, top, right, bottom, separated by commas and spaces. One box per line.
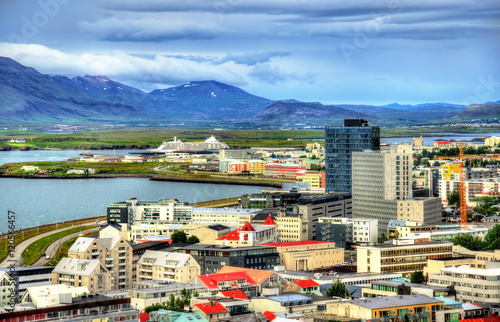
379, 233, 388, 243
326, 279, 348, 298
483, 224, 500, 250
410, 270, 426, 284
186, 235, 200, 244
452, 233, 485, 251
473, 197, 500, 217
171, 230, 187, 243
166, 293, 182, 311
448, 190, 460, 208
144, 304, 168, 313
432, 161, 441, 167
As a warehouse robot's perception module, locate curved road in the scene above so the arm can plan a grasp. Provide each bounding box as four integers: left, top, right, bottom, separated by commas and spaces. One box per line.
0, 221, 104, 268
32, 226, 101, 266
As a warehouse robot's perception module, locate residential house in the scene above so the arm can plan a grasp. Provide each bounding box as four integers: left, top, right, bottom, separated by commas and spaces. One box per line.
136, 250, 200, 283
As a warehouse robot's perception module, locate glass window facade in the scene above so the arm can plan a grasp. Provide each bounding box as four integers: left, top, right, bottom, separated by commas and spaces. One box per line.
325, 121, 380, 193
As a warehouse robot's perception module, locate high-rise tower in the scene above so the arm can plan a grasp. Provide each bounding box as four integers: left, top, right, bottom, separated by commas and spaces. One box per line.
325, 119, 380, 193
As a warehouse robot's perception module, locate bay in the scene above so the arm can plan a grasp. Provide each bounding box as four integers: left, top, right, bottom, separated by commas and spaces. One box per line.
0, 177, 269, 231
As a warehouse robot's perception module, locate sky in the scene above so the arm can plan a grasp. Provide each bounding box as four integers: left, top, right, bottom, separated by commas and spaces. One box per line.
0, 0, 499, 105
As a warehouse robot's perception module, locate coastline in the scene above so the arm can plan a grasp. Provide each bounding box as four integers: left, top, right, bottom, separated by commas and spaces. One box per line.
0, 173, 283, 188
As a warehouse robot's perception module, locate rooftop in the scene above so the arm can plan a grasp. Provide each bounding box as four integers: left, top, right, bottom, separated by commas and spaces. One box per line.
260, 241, 334, 247
347, 294, 443, 309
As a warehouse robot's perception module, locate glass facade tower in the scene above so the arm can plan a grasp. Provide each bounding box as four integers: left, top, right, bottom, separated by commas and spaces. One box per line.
325, 119, 380, 193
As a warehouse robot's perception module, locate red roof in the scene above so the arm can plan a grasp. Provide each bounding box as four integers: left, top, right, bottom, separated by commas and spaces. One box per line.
219, 289, 249, 300
260, 240, 333, 247
263, 311, 276, 321
217, 228, 241, 241
196, 271, 257, 289
263, 215, 276, 225
460, 317, 500, 322
194, 302, 229, 314
241, 221, 255, 231
435, 141, 451, 144
292, 279, 320, 288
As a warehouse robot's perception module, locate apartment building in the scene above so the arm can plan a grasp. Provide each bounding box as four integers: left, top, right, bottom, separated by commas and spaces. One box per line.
264, 162, 306, 179
68, 236, 133, 289
428, 265, 500, 303
357, 240, 453, 276
190, 224, 231, 244
297, 171, 325, 188
215, 219, 277, 247
136, 250, 200, 284
51, 258, 111, 292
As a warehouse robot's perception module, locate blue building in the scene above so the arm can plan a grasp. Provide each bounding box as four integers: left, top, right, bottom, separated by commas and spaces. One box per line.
325, 119, 380, 193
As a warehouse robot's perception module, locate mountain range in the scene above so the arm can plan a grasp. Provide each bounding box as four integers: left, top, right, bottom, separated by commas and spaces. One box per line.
1, 56, 499, 127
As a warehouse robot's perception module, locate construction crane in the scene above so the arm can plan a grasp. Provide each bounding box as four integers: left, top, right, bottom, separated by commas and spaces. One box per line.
459, 145, 467, 229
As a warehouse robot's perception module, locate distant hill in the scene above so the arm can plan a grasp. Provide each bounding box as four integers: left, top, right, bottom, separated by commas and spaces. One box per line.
0, 56, 497, 126
251, 101, 369, 126
452, 103, 500, 121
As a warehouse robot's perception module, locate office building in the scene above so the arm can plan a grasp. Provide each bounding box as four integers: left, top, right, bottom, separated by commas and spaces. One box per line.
325, 119, 380, 193
177, 244, 280, 274
357, 240, 453, 276
316, 217, 378, 248
352, 145, 441, 234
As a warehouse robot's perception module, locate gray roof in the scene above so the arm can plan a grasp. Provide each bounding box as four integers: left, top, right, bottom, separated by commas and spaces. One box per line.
52, 258, 104, 277
138, 250, 192, 268
347, 294, 443, 309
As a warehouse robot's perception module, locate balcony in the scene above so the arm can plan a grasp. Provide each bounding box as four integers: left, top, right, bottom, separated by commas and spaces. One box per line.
118, 249, 127, 253
118, 255, 127, 260
164, 264, 177, 269
142, 262, 153, 266
58, 277, 74, 282
163, 271, 175, 276
92, 251, 99, 255
140, 267, 152, 273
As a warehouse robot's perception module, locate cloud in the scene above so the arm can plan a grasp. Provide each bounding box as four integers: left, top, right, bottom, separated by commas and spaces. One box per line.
248, 63, 314, 84
0, 43, 246, 91
79, 18, 220, 42
218, 51, 289, 66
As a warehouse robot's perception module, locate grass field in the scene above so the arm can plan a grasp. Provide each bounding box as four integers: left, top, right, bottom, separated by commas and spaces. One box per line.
1, 126, 497, 150
0, 217, 105, 263
45, 236, 79, 267
22, 225, 96, 266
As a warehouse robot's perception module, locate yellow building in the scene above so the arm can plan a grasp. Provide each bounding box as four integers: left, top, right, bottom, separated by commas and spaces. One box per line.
52, 258, 112, 292
260, 241, 343, 271
297, 171, 325, 188
274, 213, 308, 242
357, 240, 453, 277
247, 160, 266, 174
326, 294, 445, 322
190, 224, 231, 244
137, 250, 200, 283
68, 236, 133, 289
485, 136, 500, 147
441, 164, 460, 181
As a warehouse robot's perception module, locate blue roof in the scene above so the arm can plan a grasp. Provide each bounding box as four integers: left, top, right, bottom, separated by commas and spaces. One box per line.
282, 183, 310, 191
267, 294, 312, 305
435, 297, 461, 308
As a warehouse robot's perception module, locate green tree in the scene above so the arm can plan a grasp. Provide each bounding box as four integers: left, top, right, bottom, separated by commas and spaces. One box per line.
379, 233, 388, 243
432, 161, 441, 167
166, 293, 182, 311
186, 235, 200, 244
452, 233, 485, 251
326, 279, 348, 298
473, 197, 500, 217
483, 224, 500, 250
144, 304, 168, 313
410, 270, 426, 284
171, 230, 187, 243
448, 190, 460, 208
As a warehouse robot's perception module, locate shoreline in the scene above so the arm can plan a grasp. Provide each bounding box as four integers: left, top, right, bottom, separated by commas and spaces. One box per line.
0, 173, 283, 188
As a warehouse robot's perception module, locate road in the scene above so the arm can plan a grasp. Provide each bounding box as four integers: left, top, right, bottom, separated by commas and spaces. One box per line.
0, 221, 104, 268
31, 226, 101, 266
